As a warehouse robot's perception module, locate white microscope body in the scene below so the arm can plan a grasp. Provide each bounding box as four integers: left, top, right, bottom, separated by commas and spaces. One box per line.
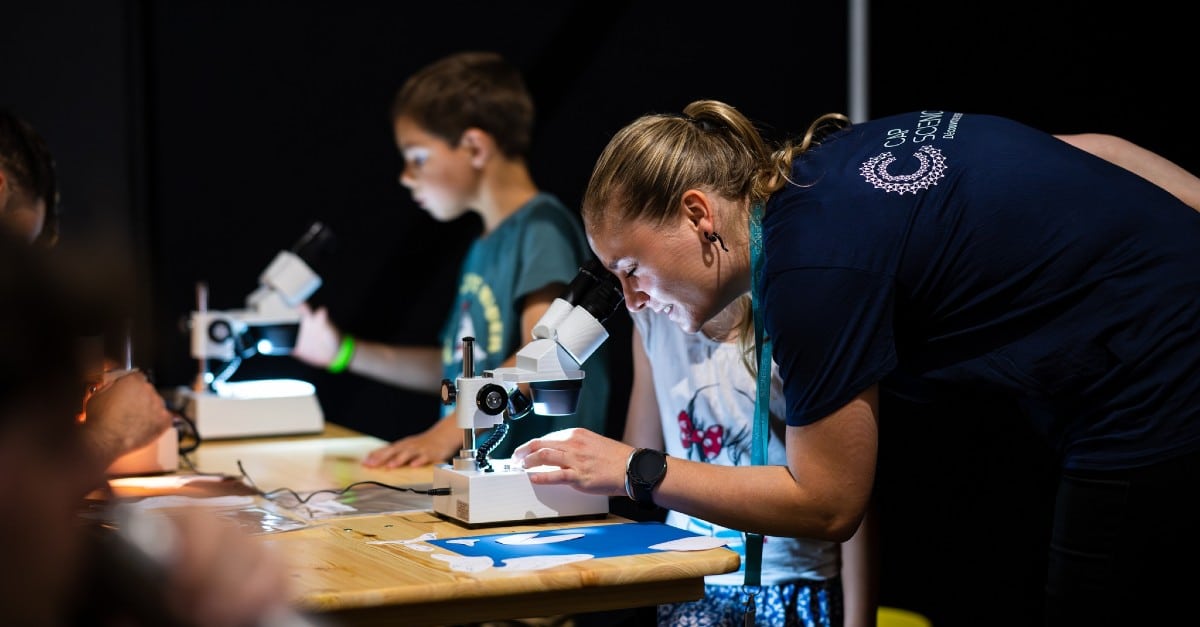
432, 261, 623, 526
180, 223, 330, 440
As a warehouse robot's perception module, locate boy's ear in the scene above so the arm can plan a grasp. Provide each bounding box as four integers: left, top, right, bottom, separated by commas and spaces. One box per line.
459, 128, 493, 169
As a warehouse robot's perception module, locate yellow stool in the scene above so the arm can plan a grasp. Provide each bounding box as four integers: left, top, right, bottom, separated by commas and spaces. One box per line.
877, 606, 933, 627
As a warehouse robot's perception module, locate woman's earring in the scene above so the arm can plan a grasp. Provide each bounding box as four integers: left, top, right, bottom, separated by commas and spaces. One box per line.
705, 231, 729, 252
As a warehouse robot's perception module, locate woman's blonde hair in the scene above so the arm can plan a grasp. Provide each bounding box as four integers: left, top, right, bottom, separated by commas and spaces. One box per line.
582, 99, 849, 374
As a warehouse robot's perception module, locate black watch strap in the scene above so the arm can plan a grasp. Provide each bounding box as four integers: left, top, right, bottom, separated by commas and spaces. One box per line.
625, 448, 668, 509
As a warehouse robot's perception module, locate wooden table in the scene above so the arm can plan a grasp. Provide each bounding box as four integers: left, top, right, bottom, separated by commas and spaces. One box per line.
116, 423, 740, 626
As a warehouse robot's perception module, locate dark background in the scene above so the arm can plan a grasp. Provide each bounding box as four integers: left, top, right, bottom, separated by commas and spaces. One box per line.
5, 2, 1194, 624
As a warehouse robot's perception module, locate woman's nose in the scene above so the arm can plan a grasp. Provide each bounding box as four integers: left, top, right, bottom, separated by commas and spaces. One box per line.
621, 280, 648, 312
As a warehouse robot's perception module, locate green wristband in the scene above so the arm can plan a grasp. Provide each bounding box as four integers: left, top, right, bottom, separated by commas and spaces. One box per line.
328, 335, 355, 374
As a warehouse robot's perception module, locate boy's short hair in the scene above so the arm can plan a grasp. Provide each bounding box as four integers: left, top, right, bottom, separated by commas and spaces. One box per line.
390, 51, 534, 160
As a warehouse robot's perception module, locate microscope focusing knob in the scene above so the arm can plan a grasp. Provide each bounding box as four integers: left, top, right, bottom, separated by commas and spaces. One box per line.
207, 319, 233, 343
475, 383, 508, 416
440, 379, 457, 406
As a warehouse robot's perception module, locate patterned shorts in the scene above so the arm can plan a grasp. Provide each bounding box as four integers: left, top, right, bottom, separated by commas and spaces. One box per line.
657, 578, 843, 627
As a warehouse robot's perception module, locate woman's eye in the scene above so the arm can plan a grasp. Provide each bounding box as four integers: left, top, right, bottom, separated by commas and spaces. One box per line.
624, 266, 637, 279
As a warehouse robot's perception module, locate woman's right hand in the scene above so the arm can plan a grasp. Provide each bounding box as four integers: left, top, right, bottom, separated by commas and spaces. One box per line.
511, 428, 634, 497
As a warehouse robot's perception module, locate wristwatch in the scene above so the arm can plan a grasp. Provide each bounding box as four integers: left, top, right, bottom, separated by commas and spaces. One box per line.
625, 448, 668, 509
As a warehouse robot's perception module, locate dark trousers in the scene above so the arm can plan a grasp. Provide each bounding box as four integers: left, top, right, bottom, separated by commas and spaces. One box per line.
1045, 447, 1200, 626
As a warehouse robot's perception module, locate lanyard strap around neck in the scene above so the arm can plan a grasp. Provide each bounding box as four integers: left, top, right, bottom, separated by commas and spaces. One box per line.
745, 200, 770, 587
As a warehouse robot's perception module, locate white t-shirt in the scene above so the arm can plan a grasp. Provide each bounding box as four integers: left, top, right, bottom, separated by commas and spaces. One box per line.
632, 308, 840, 585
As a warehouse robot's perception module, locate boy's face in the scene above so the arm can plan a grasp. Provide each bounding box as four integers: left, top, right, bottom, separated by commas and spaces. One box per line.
393, 115, 479, 222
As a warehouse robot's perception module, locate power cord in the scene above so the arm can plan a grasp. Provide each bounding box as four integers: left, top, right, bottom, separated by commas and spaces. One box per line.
236, 460, 450, 504
172, 411, 201, 455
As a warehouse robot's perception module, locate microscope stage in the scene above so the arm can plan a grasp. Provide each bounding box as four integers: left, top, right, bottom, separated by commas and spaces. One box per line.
181, 378, 325, 440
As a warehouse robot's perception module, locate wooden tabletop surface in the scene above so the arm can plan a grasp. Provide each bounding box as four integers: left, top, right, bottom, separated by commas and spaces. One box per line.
106, 422, 740, 626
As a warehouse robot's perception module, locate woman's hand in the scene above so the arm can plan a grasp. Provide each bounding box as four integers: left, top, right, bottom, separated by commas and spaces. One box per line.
511, 428, 634, 497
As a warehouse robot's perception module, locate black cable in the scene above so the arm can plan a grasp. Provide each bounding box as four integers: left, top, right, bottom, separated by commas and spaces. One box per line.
475, 422, 509, 473
172, 411, 201, 455
235, 459, 450, 505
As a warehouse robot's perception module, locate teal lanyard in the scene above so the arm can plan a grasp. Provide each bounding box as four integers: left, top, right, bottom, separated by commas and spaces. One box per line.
745, 200, 770, 587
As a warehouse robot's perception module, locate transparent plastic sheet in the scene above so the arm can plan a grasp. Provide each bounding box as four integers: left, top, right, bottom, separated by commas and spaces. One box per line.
81, 494, 310, 535
266, 483, 434, 521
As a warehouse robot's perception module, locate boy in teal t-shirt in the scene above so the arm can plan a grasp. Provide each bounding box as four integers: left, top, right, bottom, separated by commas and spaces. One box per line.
291, 51, 611, 465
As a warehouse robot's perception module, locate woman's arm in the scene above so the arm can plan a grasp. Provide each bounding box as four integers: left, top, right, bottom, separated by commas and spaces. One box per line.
516, 384, 880, 542
841, 501, 880, 627
1057, 133, 1200, 211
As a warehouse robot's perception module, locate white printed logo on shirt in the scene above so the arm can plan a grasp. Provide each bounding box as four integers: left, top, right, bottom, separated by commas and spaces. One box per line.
859, 145, 947, 195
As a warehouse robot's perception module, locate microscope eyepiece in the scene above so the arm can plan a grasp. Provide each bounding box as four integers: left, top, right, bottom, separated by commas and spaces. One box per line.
577, 272, 624, 323
290, 221, 336, 271
558, 258, 606, 306
557, 258, 624, 323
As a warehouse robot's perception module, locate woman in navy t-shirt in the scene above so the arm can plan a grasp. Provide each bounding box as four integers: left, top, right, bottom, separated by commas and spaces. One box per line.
514, 100, 1200, 626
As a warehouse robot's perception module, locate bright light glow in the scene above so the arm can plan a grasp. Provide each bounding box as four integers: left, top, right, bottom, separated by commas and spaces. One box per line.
108, 474, 229, 490
256, 339, 275, 354
212, 378, 316, 399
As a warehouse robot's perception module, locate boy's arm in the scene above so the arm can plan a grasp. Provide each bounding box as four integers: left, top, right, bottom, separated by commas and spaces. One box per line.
292, 303, 443, 392
361, 283, 563, 469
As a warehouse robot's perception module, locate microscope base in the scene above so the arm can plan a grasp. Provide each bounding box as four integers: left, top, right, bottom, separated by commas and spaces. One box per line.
181, 378, 325, 440
432, 460, 609, 527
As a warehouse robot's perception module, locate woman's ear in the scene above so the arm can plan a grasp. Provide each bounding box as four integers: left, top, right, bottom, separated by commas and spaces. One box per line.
459, 128, 493, 169
680, 189, 716, 240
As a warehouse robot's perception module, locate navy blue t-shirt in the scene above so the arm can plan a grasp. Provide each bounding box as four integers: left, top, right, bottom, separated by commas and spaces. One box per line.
762, 110, 1200, 471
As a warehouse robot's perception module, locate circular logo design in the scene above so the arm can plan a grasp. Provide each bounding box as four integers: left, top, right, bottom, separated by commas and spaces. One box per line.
859, 145, 947, 194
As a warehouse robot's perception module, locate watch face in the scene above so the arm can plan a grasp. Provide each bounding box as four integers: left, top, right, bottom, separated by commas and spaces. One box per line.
633, 449, 666, 483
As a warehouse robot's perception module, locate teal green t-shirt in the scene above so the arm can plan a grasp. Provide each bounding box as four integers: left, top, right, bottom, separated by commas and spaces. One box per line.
439, 193, 611, 457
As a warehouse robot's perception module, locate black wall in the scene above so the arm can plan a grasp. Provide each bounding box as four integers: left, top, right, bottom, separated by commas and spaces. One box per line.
5, 2, 1195, 624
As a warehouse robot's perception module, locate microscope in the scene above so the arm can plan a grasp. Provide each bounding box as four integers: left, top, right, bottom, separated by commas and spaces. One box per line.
179, 222, 331, 440
432, 259, 624, 526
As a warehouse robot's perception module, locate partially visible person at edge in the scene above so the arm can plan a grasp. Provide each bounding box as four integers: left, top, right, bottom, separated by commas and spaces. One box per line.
289, 51, 611, 467
513, 101, 1200, 627
0, 108, 172, 468
628, 293, 877, 626
0, 233, 299, 627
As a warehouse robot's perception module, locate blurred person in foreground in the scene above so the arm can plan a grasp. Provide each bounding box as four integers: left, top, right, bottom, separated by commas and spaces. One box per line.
0, 233, 301, 626
0, 108, 172, 467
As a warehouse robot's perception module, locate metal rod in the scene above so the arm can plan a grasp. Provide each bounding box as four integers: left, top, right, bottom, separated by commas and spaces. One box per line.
193, 282, 209, 392
848, 0, 870, 123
